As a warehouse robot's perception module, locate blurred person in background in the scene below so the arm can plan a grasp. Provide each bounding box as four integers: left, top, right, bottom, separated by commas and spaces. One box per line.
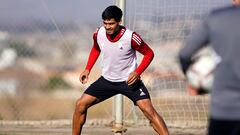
178, 0, 240, 135
72, 5, 169, 135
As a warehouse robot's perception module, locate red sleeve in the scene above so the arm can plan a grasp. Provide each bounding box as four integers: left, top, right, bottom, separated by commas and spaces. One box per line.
131, 32, 154, 75
85, 30, 101, 71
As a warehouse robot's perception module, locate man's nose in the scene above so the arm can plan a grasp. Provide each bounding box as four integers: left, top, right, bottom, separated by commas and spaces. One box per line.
105, 24, 111, 29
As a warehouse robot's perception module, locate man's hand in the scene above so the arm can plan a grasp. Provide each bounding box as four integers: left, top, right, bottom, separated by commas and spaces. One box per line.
126, 72, 140, 86
187, 84, 208, 96
79, 69, 90, 84
187, 84, 199, 96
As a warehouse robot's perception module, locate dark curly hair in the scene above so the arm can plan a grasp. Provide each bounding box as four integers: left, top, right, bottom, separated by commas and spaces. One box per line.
102, 5, 123, 22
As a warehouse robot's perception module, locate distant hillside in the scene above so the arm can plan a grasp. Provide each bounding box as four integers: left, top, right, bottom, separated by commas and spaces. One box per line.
0, 19, 81, 33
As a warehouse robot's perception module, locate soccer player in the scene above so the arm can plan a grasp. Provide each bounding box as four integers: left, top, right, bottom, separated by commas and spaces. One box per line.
72, 5, 169, 135
178, 0, 240, 135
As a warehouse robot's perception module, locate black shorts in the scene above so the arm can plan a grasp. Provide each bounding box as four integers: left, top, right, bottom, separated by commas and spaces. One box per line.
208, 118, 240, 135
84, 76, 150, 105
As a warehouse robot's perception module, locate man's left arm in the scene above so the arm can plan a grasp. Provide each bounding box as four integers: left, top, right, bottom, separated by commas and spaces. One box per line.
132, 32, 154, 75
127, 32, 154, 85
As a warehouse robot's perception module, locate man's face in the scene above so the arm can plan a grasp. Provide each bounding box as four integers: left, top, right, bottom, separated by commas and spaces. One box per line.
103, 18, 121, 35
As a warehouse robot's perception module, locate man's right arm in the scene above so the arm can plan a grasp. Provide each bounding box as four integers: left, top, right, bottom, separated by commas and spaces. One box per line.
80, 32, 101, 84
85, 32, 101, 71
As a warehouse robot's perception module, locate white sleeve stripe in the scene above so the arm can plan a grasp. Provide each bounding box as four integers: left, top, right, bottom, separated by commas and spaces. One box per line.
133, 34, 141, 40
133, 36, 141, 42
133, 34, 142, 43
133, 38, 141, 45
133, 37, 141, 45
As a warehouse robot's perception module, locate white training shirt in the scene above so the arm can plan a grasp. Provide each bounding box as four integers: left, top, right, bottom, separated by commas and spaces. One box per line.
97, 26, 137, 82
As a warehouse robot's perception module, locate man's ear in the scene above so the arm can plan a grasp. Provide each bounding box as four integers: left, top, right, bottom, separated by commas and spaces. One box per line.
119, 19, 123, 25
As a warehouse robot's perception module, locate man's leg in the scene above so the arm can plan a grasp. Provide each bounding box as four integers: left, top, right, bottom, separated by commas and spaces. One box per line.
136, 99, 169, 135
72, 93, 98, 135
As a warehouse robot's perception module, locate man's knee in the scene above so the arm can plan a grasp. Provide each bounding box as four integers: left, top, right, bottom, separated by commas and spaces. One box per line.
75, 94, 98, 114
137, 100, 156, 117
142, 106, 156, 116
75, 99, 89, 114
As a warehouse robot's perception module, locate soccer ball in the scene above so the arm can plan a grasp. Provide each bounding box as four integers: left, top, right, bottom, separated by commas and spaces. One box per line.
186, 54, 217, 92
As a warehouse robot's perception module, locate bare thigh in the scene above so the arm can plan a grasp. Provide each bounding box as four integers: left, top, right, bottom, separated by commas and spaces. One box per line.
76, 93, 100, 109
